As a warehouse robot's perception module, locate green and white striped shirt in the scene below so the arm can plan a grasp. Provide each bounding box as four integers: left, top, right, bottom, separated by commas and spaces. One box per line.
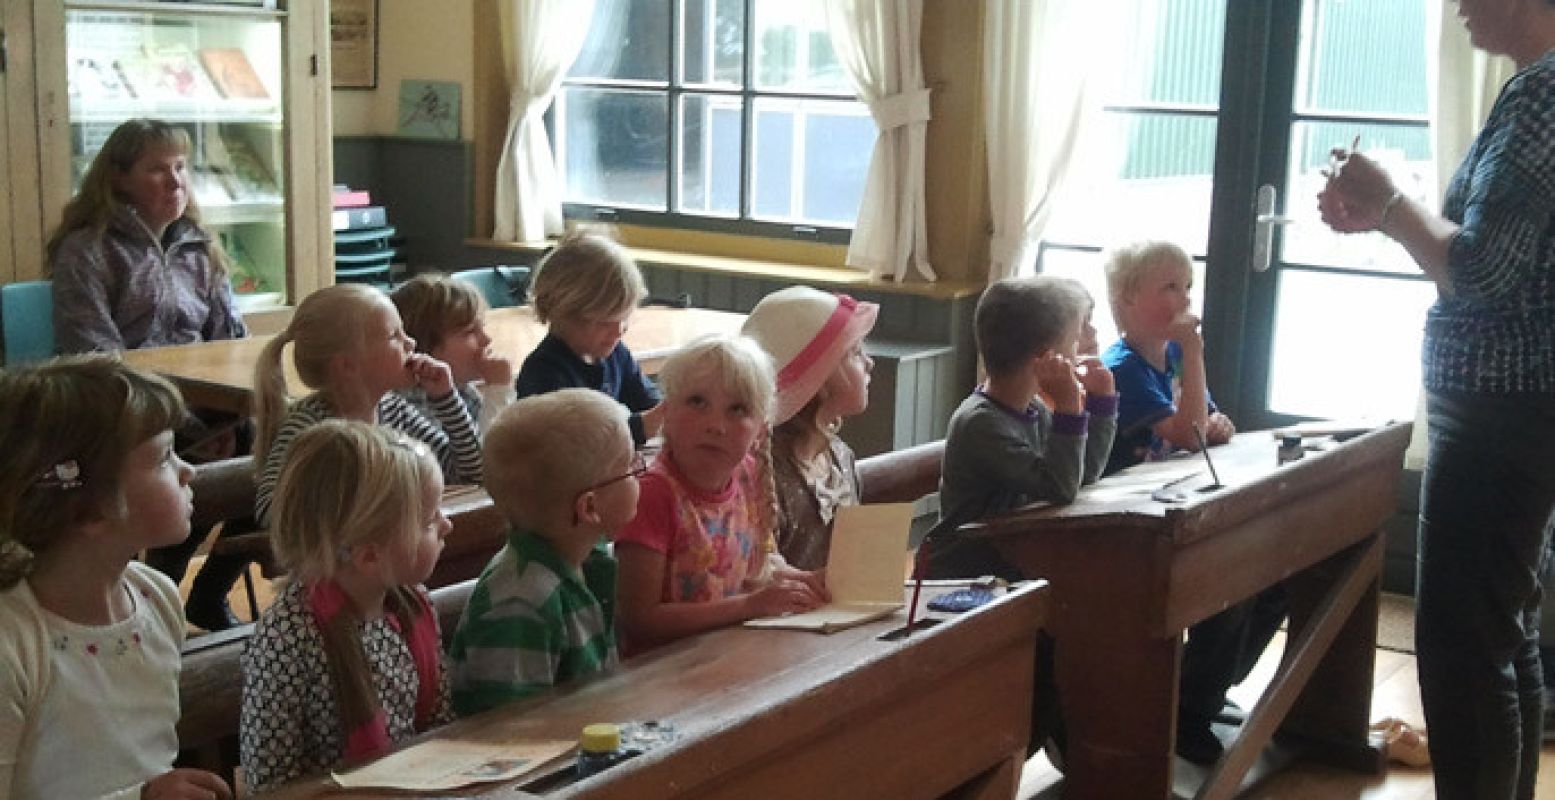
448, 530, 617, 716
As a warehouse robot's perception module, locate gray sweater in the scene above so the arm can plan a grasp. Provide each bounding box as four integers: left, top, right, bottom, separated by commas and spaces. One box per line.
929, 390, 1117, 543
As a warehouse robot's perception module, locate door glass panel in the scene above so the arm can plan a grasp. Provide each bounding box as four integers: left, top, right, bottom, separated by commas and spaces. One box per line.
1267, 270, 1435, 419
1265, 0, 1435, 420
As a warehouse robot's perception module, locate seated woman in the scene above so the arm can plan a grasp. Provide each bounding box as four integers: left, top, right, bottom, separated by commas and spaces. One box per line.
46, 117, 252, 631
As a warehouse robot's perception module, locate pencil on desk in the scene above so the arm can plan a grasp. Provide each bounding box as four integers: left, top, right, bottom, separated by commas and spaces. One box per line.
906, 548, 925, 636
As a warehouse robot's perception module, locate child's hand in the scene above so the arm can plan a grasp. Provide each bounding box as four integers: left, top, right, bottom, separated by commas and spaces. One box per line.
1034, 353, 1082, 414
745, 579, 826, 618
1075, 356, 1115, 399
141, 768, 233, 799
478, 352, 514, 387
1166, 312, 1204, 353
1206, 411, 1236, 444
773, 566, 832, 604
407, 353, 456, 399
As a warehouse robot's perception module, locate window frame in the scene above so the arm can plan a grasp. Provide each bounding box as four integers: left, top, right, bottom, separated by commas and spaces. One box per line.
553, 0, 865, 245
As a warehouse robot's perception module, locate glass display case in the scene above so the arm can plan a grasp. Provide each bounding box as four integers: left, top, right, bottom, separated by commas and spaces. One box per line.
66, 4, 286, 309
9, 0, 332, 312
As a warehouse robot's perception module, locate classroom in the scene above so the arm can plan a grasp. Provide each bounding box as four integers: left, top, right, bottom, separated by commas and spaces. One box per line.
2, 0, 1553, 798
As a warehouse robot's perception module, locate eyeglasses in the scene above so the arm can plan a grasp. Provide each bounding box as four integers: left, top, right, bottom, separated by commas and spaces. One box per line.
583, 451, 649, 494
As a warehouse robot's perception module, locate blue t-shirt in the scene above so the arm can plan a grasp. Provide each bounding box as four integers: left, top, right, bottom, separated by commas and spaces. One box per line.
1102, 338, 1217, 475
515, 333, 661, 445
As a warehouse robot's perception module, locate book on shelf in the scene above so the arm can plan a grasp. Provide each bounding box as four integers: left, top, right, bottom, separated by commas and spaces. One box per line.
190, 168, 233, 207
198, 48, 270, 100
332, 206, 388, 231
116, 46, 220, 102
69, 56, 134, 100
744, 502, 915, 634
205, 133, 280, 202
332, 188, 372, 208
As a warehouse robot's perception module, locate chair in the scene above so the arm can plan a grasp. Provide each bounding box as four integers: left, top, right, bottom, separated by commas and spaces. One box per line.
1, 280, 55, 366
451, 265, 531, 309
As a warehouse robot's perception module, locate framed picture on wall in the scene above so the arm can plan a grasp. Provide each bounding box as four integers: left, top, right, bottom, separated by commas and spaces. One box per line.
330, 0, 378, 89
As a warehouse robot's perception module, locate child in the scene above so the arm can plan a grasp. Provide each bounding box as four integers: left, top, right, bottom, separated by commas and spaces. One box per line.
0, 356, 232, 800
391, 274, 516, 435
515, 231, 664, 446
240, 420, 454, 793
449, 390, 638, 714
253, 283, 482, 524
1101, 241, 1282, 764
923, 275, 1118, 579
614, 335, 829, 654
1100, 241, 1234, 475
741, 287, 878, 570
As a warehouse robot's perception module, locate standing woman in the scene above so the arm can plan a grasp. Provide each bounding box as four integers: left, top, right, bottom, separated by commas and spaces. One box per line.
47, 118, 253, 631
47, 117, 247, 353
1319, 2, 1555, 796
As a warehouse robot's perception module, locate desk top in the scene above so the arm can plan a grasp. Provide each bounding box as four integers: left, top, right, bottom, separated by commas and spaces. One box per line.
965, 421, 1412, 547
256, 581, 1047, 799
121, 306, 745, 415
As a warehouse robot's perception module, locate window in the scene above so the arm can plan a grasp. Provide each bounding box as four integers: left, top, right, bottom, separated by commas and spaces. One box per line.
1039, 0, 1436, 424
555, 0, 872, 241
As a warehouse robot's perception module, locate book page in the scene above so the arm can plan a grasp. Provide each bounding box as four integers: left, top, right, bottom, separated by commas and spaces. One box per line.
745, 502, 914, 632
827, 503, 915, 604
333, 738, 572, 791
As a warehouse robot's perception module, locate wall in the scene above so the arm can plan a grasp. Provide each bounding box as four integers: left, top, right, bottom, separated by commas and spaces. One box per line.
330, 0, 477, 140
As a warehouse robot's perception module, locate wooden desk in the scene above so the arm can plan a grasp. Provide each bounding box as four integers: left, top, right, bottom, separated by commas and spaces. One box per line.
122, 306, 745, 415
965, 423, 1411, 800
257, 582, 1047, 800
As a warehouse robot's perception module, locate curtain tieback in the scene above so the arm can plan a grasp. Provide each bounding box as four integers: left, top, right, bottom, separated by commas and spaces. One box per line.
868, 88, 932, 131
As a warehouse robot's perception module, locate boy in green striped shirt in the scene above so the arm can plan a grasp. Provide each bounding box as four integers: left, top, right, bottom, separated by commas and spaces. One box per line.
449, 389, 644, 715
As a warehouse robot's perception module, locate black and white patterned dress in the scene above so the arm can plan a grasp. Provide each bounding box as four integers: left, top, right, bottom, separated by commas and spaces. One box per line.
238, 580, 453, 794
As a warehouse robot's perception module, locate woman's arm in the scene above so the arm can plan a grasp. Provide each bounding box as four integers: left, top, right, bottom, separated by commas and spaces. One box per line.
50, 236, 125, 353
1319, 152, 1459, 293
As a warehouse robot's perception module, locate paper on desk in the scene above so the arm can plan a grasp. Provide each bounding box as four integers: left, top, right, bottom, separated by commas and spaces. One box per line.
332, 738, 573, 791
746, 502, 913, 633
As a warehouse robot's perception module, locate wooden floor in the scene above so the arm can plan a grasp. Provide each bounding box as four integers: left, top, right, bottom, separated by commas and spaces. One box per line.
1016, 596, 1555, 799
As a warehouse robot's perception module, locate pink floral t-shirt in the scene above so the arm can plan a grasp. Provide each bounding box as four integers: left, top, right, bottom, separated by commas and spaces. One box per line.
616, 452, 774, 603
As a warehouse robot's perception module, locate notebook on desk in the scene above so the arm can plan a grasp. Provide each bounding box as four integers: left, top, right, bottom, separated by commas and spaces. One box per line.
746, 502, 914, 634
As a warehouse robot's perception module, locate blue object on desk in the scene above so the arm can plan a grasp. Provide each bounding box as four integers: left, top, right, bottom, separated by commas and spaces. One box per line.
928, 588, 996, 613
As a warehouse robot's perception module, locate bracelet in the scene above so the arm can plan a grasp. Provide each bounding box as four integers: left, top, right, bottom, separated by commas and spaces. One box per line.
1377, 191, 1404, 232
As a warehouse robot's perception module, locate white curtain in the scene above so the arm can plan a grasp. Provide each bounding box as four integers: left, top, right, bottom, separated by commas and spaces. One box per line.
822, 0, 935, 282
492, 0, 596, 242
983, 0, 1105, 281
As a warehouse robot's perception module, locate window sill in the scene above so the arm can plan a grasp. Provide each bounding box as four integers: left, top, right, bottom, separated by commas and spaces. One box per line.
464, 237, 985, 301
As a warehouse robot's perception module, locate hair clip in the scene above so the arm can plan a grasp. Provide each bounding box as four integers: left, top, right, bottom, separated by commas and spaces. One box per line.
388, 437, 430, 459
35, 460, 84, 491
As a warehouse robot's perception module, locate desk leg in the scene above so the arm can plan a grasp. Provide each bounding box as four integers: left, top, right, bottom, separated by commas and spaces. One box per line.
1278, 535, 1388, 773
1057, 629, 1180, 800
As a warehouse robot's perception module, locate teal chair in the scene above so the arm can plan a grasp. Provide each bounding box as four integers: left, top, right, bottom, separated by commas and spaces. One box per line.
451, 266, 530, 309
1, 280, 55, 366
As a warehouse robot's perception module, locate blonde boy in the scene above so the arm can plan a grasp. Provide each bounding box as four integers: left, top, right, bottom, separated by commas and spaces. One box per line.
515, 232, 664, 445
448, 389, 641, 714
391, 274, 516, 434
1101, 241, 1235, 475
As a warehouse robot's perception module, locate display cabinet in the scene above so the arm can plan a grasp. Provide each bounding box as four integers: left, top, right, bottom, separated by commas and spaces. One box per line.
14, 0, 332, 313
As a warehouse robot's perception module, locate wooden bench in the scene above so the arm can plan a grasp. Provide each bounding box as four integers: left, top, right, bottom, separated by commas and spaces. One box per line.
173, 441, 948, 782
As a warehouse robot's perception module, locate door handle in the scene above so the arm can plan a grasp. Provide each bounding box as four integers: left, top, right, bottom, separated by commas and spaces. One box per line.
1252, 184, 1295, 272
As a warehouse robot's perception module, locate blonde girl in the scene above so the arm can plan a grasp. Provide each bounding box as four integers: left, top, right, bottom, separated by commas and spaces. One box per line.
741, 287, 878, 570
515, 230, 664, 445
0, 356, 232, 800
47, 118, 245, 354
391, 274, 516, 434
252, 283, 482, 523
240, 420, 453, 793
614, 334, 828, 654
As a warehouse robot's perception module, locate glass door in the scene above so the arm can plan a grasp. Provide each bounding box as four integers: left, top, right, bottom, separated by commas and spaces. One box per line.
1042, 0, 1438, 428
1231, 0, 1437, 426
62, 2, 289, 309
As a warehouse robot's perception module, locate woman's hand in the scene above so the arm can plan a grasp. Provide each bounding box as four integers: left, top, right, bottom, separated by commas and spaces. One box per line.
1319, 149, 1398, 233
